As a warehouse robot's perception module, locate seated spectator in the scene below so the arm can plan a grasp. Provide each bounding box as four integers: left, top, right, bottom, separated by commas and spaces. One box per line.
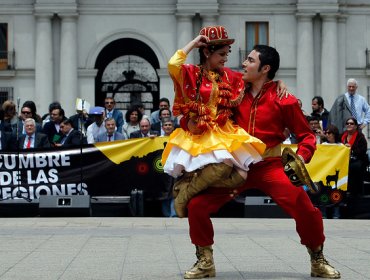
19, 118, 50, 149
96, 118, 126, 142
42, 107, 67, 145
308, 115, 325, 144
104, 97, 124, 133
86, 106, 106, 144
341, 117, 368, 197
122, 106, 142, 139
132, 102, 149, 120
54, 118, 85, 148
151, 108, 177, 136
130, 118, 157, 138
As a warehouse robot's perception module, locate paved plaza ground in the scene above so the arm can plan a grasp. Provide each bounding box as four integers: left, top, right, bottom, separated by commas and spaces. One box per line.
0, 217, 369, 280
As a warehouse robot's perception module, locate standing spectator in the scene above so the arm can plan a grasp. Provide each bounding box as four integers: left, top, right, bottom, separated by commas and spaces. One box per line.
69, 109, 92, 137
86, 106, 106, 144
150, 97, 170, 125
132, 102, 149, 120
329, 78, 370, 132
12, 104, 42, 137
22, 100, 42, 124
160, 117, 177, 217
2, 100, 18, 126
161, 117, 175, 137
122, 106, 142, 139
104, 97, 124, 133
42, 107, 66, 145
321, 124, 342, 219
41, 101, 62, 127
0, 108, 14, 151
151, 108, 172, 136
54, 118, 85, 148
129, 118, 157, 138
19, 118, 50, 149
96, 118, 126, 142
297, 98, 310, 117
311, 96, 330, 130
341, 117, 368, 197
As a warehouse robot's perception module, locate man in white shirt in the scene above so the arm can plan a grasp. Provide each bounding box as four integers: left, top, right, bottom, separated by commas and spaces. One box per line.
86, 106, 106, 144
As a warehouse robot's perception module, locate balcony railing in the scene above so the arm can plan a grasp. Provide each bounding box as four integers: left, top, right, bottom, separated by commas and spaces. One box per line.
0, 51, 15, 70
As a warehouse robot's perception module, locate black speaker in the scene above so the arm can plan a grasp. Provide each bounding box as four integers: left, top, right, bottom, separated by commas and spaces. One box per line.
244, 196, 290, 218
39, 195, 91, 217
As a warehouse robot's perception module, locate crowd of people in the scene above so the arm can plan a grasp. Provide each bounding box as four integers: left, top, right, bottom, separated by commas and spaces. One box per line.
0, 96, 179, 151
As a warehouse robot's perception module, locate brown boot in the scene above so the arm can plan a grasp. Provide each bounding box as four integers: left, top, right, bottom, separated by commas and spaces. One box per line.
184, 246, 215, 279
175, 163, 233, 217
307, 245, 341, 279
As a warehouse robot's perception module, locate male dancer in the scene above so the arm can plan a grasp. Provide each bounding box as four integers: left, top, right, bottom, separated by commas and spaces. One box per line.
183, 45, 341, 279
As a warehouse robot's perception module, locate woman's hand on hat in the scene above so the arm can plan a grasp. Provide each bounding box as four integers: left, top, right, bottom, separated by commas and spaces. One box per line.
183, 35, 209, 54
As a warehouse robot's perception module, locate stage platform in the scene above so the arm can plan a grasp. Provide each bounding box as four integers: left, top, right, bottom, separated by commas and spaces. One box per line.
0, 217, 368, 279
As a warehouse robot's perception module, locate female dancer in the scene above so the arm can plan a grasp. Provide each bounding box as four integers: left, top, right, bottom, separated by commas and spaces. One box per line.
162, 26, 267, 218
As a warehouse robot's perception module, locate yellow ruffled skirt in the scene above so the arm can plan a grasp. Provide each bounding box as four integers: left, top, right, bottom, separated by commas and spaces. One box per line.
162, 121, 266, 178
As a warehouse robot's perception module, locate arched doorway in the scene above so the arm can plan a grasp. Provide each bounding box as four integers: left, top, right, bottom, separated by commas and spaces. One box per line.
94, 38, 160, 117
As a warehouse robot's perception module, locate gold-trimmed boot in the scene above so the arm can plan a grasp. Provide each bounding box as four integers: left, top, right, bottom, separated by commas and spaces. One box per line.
175, 163, 233, 218
307, 245, 341, 279
184, 246, 215, 279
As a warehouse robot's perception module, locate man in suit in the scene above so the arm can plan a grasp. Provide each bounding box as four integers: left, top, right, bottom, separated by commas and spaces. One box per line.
130, 118, 157, 138
104, 97, 124, 133
19, 118, 50, 149
54, 118, 85, 148
96, 118, 126, 142
42, 107, 67, 145
151, 108, 175, 136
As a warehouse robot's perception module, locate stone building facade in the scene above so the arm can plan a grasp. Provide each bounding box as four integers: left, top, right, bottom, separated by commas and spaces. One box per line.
0, 0, 369, 120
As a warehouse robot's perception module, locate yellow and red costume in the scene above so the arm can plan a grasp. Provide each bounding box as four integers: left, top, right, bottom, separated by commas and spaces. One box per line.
187, 81, 325, 251
162, 50, 265, 177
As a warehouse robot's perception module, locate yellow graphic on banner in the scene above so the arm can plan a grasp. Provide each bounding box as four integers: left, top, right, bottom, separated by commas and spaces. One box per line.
94, 137, 168, 164
282, 144, 350, 191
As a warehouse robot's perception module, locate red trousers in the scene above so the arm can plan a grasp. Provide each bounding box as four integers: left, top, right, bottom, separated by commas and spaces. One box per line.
187, 158, 325, 250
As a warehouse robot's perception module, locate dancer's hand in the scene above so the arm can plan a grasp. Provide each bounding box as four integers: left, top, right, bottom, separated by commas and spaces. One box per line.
276, 80, 290, 99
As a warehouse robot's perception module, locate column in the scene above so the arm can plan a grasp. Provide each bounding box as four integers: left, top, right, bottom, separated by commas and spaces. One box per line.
201, 15, 217, 28
296, 13, 315, 110
337, 15, 347, 94
321, 14, 339, 108
59, 14, 78, 117
35, 14, 53, 115
176, 14, 193, 64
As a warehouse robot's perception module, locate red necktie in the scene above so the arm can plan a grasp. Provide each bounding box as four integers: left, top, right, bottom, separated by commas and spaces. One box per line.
26, 136, 32, 149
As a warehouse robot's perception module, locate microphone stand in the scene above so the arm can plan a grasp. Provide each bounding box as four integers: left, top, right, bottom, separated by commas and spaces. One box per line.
14, 97, 31, 202
78, 100, 85, 195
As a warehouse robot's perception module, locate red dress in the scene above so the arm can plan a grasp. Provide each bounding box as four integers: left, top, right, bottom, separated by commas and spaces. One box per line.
162, 50, 265, 177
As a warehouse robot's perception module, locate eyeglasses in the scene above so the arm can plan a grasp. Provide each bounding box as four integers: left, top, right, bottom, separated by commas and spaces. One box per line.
346, 122, 355, 125
21, 111, 31, 114
325, 131, 333, 135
